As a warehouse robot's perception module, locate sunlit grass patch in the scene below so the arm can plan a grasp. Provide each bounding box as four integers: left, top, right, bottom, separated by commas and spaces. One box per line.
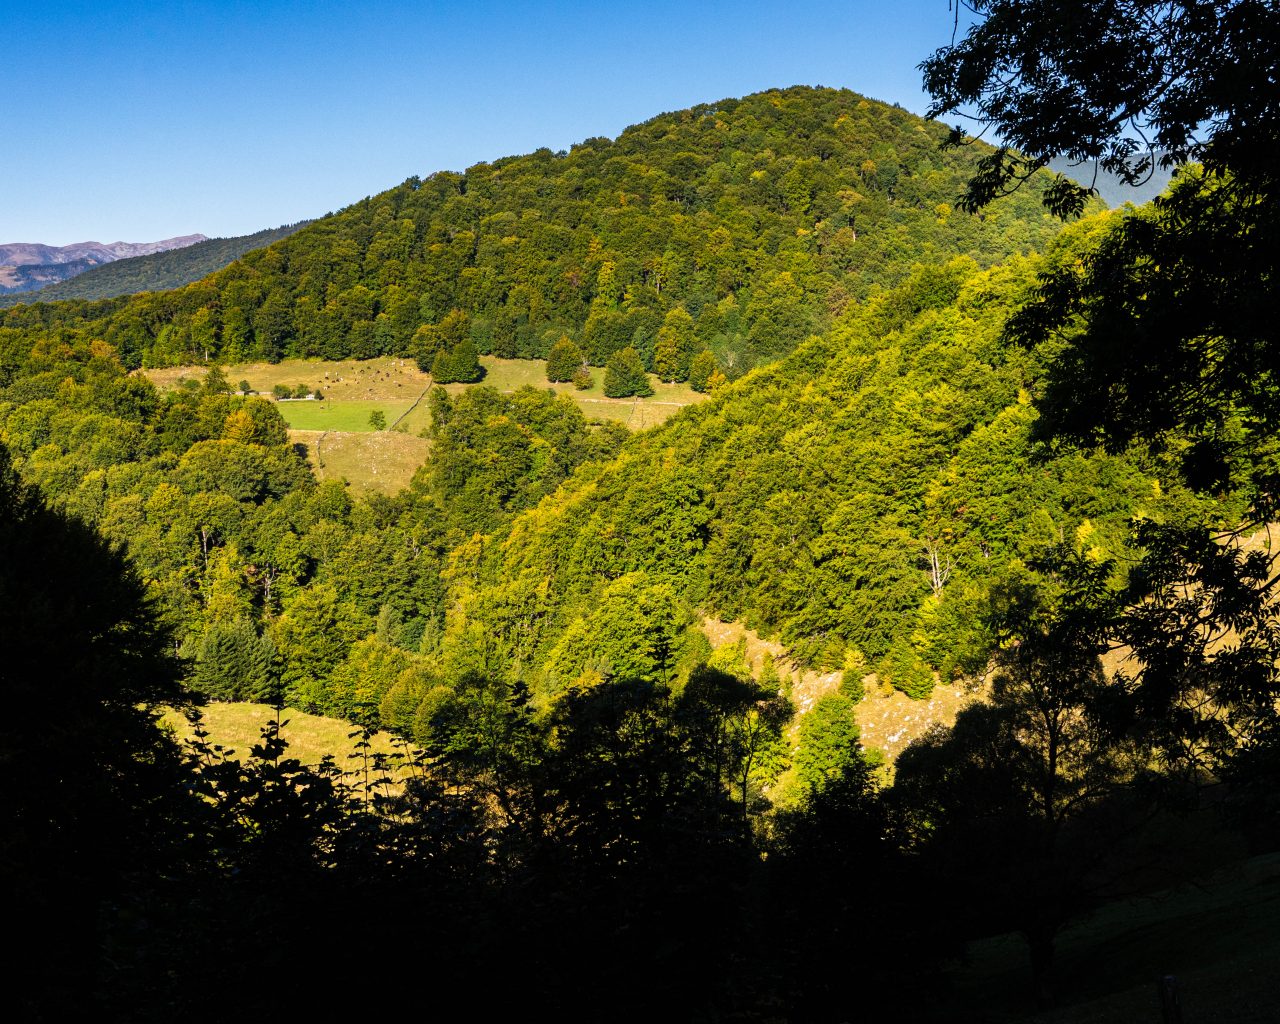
291, 428, 430, 494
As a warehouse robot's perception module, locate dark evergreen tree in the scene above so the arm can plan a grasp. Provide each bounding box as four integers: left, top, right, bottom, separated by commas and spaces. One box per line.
545, 335, 585, 383
193, 617, 279, 702
603, 346, 653, 398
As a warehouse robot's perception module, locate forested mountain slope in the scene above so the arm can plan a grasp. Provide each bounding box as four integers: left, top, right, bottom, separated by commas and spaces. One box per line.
435, 215, 1226, 701
0, 86, 1080, 378
0, 223, 309, 307
0, 208, 1219, 736
0, 87, 1183, 735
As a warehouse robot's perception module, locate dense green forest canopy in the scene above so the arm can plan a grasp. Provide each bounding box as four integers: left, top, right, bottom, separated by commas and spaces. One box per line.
0, 208, 1228, 743
0, 222, 311, 307
0, 87, 1077, 380
436, 221, 1236, 699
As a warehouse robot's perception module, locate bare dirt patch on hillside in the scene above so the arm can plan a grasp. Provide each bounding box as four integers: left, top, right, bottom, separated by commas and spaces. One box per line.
700, 616, 982, 760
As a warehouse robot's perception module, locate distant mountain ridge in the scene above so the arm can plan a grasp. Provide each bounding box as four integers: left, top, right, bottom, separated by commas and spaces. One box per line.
1048, 153, 1175, 208
0, 223, 311, 305
0, 234, 206, 294
0, 235, 206, 267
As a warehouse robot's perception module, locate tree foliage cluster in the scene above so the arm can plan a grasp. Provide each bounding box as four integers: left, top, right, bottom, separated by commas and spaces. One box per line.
0, 87, 1071, 379
0, 214, 1233, 725
0, 338, 628, 726
6, 455, 1261, 1021
5, 20, 1280, 1015
3, 453, 911, 1020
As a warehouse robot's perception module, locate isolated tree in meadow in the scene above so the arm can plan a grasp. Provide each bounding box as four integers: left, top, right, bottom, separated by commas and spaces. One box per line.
432, 338, 484, 384
687, 349, 718, 393
545, 335, 586, 383
369, 409, 387, 431
603, 346, 653, 398
653, 305, 696, 382
202, 363, 232, 396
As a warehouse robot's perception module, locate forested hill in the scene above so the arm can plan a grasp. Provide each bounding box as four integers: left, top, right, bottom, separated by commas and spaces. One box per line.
0, 222, 310, 307
0, 86, 1080, 376
433, 215, 1221, 703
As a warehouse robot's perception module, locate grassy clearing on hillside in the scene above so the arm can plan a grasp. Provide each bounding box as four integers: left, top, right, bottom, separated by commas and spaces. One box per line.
146, 356, 430, 401
162, 701, 411, 770
145, 355, 706, 492
275, 398, 416, 431
144, 355, 705, 431
291, 428, 431, 493
951, 853, 1280, 1023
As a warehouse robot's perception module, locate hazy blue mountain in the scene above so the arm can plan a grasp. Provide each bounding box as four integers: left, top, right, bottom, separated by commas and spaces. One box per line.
0, 235, 206, 295
1048, 153, 1175, 208
0, 223, 310, 305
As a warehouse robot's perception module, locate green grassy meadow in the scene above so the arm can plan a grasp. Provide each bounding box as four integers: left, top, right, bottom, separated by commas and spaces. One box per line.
274, 398, 415, 431
145, 354, 705, 432
143, 354, 707, 491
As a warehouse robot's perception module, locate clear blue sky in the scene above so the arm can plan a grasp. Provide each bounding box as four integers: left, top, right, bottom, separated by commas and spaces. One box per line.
4, 1, 965, 245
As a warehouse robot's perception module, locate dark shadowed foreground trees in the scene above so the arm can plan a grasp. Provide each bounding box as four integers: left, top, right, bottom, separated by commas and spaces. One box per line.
2, 451, 949, 1021
0, 447, 193, 1016
891, 548, 1232, 1005
896, 5, 1280, 1000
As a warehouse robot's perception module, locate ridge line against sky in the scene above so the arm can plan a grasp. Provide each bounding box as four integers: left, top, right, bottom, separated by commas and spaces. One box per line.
5, 0, 968, 246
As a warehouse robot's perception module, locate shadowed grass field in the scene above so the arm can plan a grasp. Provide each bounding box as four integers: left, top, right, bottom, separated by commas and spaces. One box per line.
162, 701, 412, 769
949, 853, 1280, 1023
